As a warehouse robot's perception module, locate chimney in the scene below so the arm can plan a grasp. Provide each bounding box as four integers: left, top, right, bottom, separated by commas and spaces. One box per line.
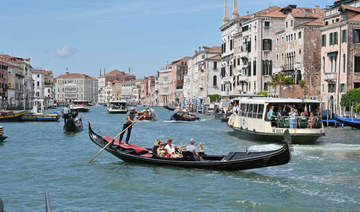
314, 5, 320, 10
246, 11, 250, 16
199, 46, 201, 51
65, 72, 69, 75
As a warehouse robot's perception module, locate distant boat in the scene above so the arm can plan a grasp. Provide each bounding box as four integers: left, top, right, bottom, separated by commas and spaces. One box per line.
171, 112, 200, 121
0, 110, 26, 122
107, 100, 128, 113
334, 116, 360, 129
21, 112, 60, 121
72, 100, 90, 112
0, 126, 7, 142
137, 108, 156, 121
164, 106, 175, 111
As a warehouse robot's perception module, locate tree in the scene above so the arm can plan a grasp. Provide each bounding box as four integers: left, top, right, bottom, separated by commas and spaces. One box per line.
207, 94, 221, 103
340, 88, 360, 112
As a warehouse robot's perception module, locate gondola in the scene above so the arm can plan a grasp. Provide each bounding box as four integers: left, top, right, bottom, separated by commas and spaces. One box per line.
334, 116, 360, 129
171, 112, 200, 121
164, 106, 175, 111
0, 126, 7, 142
63, 116, 83, 132
88, 123, 291, 171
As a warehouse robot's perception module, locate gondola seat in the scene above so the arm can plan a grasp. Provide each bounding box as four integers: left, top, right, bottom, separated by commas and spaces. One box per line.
182, 151, 195, 161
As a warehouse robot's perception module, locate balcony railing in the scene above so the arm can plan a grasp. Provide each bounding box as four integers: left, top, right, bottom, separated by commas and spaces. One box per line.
273, 66, 283, 75
239, 51, 248, 58
324, 72, 337, 81
238, 75, 248, 82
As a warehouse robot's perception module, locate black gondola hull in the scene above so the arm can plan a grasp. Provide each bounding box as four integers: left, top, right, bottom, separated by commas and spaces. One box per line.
63, 118, 83, 132
88, 124, 291, 171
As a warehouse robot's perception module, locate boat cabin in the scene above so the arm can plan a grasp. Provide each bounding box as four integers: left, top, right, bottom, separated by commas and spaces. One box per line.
107, 100, 128, 113
228, 97, 325, 143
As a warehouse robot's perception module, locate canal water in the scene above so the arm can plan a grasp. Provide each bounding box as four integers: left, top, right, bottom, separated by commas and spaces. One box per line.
1, 106, 359, 211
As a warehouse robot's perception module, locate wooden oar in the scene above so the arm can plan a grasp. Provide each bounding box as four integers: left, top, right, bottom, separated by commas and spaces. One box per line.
88, 114, 145, 164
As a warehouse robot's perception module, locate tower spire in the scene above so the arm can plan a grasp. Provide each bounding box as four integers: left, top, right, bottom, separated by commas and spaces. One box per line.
223, 0, 229, 25
232, 0, 239, 19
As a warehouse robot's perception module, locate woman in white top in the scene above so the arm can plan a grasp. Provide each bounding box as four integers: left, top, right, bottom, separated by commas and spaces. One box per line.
164, 138, 186, 158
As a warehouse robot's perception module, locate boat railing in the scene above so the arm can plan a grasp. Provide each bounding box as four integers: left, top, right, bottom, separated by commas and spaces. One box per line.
268, 116, 322, 129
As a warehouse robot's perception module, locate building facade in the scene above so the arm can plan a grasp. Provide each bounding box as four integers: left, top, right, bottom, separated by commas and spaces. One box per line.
320, 0, 360, 113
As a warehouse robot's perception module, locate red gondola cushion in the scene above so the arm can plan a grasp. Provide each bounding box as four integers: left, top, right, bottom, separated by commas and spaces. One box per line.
140, 153, 153, 158
103, 136, 147, 154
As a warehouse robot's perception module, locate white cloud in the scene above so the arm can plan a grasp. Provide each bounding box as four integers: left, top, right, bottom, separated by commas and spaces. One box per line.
56, 45, 78, 58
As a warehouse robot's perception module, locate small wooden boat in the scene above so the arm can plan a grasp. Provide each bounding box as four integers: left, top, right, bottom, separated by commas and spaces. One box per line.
0, 110, 26, 122
0, 126, 7, 142
63, 113, 83, 132
107, 100, 128, 113
21, 112, 60, 121
88, 124, 291, 171
137, 108, 156, 121
164, 106, 175, 111
334, 116, 360, 129
171, 112, 200, 121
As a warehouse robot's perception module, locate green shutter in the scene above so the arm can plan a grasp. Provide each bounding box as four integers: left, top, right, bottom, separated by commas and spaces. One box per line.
335, 32, 338, 45
342, 30, 347, 43
269, 60, 273, 76
322, 34, 326, 47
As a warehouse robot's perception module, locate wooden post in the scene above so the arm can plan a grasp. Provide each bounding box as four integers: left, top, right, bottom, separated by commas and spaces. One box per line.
326, 99, 329, 127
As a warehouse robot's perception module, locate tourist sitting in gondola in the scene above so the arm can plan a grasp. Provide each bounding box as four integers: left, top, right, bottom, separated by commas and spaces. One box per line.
157, 142, 169, 157
164, 138, 186, 158
185, 138, 204, 161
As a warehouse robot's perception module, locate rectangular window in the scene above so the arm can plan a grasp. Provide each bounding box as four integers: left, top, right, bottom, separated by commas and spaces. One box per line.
214, 62, 217, 69
248, 62, 252, 76
322, 84, 324, 92
298, 31, 302, 39
334, 32, 338, 45
264, 21, 270, 28
291, 20, 294, 27
286, 22, 288, 28
353, 29, 360, 43
342, 30, 346, 43
355, 56, 360, 72
322, 34, 326, 47
328, 84, 336, 93
354, 82, 360, 89
263, 39, 272, 51
253, 60, 256, 76
325, 21, 329, 26
247, 41, 251, 53
340, 83, 346, 93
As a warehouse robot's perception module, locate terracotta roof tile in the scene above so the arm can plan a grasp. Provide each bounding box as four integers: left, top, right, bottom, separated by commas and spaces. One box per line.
348, 13, 360, 21
57, 73, 96, 80
208, 55, 221, 60
291, 8, 325, 18
340, 4, 360, 13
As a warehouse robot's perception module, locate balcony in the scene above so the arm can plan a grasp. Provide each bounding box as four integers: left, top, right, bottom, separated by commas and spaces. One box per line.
324, 72, 337, 82
239, 51, 248, 58
294, 62, 301, 69
273, 66, 283, 75
238, 75, 248, 82
222, 77, 231, 83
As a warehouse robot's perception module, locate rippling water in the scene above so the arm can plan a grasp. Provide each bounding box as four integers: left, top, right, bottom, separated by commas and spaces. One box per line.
1, 106, 360, 211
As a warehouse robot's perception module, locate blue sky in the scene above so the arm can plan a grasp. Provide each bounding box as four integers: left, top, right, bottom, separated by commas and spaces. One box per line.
1, 0, 332, 78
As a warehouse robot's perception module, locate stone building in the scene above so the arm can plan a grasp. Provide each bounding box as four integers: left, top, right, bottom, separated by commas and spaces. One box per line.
184, 46, 221, 110
0, 54, 34, 108
0, 59, 8, 108
271, 5, 325, 99
320, 0, 360, 112
56, 72, 97, 104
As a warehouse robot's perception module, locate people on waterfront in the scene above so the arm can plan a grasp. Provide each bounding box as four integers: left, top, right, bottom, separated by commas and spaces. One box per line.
61, 104, 70, 124
164, 138, 186, 158
119, 107, 137, 145
185, 138, 204, 161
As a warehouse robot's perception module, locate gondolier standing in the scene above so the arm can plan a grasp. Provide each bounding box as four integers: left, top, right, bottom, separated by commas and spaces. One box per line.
119, 107, 137, 145
62, 104, 70, 124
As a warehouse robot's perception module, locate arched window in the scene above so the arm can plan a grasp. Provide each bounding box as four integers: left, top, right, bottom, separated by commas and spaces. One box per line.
213, 76, 217, 86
